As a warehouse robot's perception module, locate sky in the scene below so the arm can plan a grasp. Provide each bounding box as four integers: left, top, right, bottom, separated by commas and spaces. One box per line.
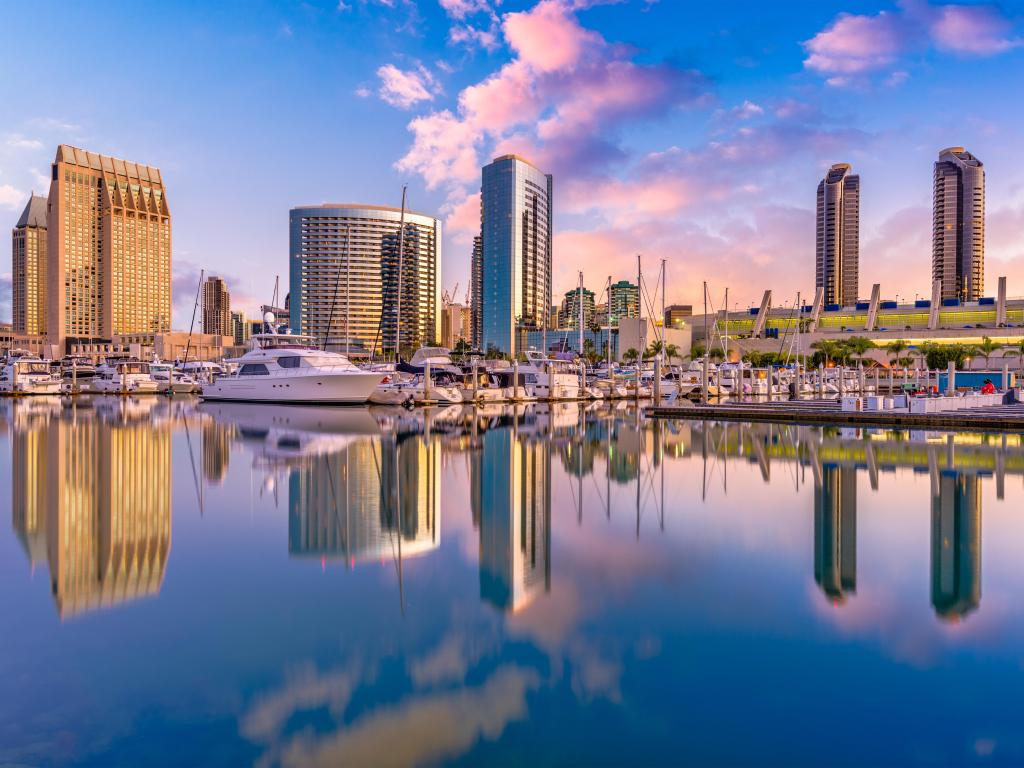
1, 0, 1023, 326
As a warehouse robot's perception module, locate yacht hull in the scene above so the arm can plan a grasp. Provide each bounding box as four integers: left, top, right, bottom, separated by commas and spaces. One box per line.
200, 372, 382, 404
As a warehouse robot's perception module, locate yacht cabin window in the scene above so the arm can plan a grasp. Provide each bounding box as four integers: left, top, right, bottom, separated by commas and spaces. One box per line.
239, 363, 270, 376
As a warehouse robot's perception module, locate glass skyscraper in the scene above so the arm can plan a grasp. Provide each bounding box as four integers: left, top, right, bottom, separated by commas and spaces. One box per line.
479, 155, 553, 355
815, 163, 860, 308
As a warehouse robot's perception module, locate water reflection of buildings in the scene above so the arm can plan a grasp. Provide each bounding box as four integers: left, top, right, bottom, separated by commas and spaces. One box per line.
813, 464, 857, 603
287, 436, 441, 564
202, 420, 233, 485
10, 403, 172, 619
473, 428, 551, 612
931, 471, 982, 621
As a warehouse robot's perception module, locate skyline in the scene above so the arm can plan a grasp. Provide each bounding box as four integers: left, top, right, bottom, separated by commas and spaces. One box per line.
2, 1, 1024, 327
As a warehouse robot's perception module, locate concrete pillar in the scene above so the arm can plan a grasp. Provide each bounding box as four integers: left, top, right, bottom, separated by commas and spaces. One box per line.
654, 357, 662, 401
424, 361, 432, 401
818, 363, 824, 398
997, 276, 1008, 326
838, 366, 845, 397
1003, 363, 1009, 392
888, 366, 894, 394
472, 361, 479, 400
513, 359, 520, 400
946, 360, 955, 396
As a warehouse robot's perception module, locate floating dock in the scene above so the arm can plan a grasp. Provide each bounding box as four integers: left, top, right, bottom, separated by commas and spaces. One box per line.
645, 398, 1024, 432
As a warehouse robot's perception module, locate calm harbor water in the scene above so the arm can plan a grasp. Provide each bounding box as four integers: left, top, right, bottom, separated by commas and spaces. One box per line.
2, 396, 1024, 766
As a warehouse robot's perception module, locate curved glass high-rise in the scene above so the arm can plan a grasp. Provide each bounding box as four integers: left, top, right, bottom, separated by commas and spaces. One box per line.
933, 147, 985, 302
479, 155, 553, 355
289, 204, 441, 356
815, 163, 859, 307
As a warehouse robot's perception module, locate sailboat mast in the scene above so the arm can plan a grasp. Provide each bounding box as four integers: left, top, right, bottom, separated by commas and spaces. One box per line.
183, 268, 204, 367
578, 271, 584, 356
395, 185, 407, 362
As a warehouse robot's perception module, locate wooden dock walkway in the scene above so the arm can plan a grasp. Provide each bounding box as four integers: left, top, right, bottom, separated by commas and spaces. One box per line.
645, 399, 1024, 432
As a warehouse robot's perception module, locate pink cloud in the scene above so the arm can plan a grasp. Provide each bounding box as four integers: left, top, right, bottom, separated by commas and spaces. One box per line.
442, 191, 481, 245
804, 1, 1022, 84
503, 0, 598, 72
929, 4, 1021, 55
803, 10, 907, 75
396, 0, 706, 190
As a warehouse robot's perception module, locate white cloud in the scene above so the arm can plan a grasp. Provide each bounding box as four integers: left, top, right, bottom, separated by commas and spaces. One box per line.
5, 134, 43, 150
0, 184, 25, 210
377, 63, 441, 108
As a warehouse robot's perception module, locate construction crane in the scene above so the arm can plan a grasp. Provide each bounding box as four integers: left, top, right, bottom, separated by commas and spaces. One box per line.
442, 282, 460, 307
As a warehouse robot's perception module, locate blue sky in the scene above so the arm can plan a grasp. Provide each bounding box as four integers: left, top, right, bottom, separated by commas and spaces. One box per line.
1, 0, 1023, 325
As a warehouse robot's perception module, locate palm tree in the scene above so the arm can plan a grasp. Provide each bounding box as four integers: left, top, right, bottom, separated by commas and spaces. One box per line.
976, 336, 1002, 370
664, 343, 681, 365
844, 336, 876, 366
623, 347, 640, 364
646, 340, 664, 359
690, 342, 706, 361
885, 339, 909, 367
811, 339, 841, 366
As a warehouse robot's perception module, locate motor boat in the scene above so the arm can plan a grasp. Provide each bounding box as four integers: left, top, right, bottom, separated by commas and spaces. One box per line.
59, 356, 98, 393
0, 357, 61, 395
520, 350, 583, 400
92, 360, 161, 395
151, 362, 199, 394
201, 332, 383, 404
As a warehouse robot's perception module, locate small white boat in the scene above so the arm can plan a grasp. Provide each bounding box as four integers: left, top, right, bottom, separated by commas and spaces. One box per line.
92, 361, 161, 395
151, 362, 199, 394
0, 358, 61, 395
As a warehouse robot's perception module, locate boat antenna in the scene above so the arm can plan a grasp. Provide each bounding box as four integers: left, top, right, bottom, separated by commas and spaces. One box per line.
183, 269, 204, 370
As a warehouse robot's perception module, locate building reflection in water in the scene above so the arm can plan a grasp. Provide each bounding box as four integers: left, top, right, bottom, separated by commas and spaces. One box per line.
473, 425, 551, 613
931, 471, 982, 621
10, 399, 172, 619
813, 464, 857, 604
202, 419, 233, 485
287, 434, 441, 564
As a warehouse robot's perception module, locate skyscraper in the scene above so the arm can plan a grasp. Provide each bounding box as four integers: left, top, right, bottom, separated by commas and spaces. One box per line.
480, 155, 553, 355
289, 204, 441, 356
46, 145, 171, 348
231, 311, 251, 346
609, 280, 639, 326
202, 276, 231, 336
470, 234, 482, 349
12, 194, 48, 335
815, 163, 859, 307
933, 147, 985, 302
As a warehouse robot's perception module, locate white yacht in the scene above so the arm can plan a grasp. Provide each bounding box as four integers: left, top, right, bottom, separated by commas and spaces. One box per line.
0, 358, 61, 395
520, 350, 583, 400
92, 361, 161, 395
200, 333, 383, 404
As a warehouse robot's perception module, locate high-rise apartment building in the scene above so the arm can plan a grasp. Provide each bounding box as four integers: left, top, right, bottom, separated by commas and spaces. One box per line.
289, 204, 441, 356
231, 311, 251, 346
441, 303, 472, 348
558, 287, 595, 329
470, 234, 482, 349
46, 145, 171, 348
933, 147, 985, 302
202, 276, 231, 336
12, 194, 48, 335
815, 163, 860, 307
609, 280, 639, 326
480, 155, 553, 355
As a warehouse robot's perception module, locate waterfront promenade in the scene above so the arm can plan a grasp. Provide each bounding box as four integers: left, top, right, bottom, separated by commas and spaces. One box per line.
646, 397, 1024, 432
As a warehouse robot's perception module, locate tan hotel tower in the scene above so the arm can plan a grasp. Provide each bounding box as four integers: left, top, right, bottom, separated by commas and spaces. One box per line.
46, 145, 171, 348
